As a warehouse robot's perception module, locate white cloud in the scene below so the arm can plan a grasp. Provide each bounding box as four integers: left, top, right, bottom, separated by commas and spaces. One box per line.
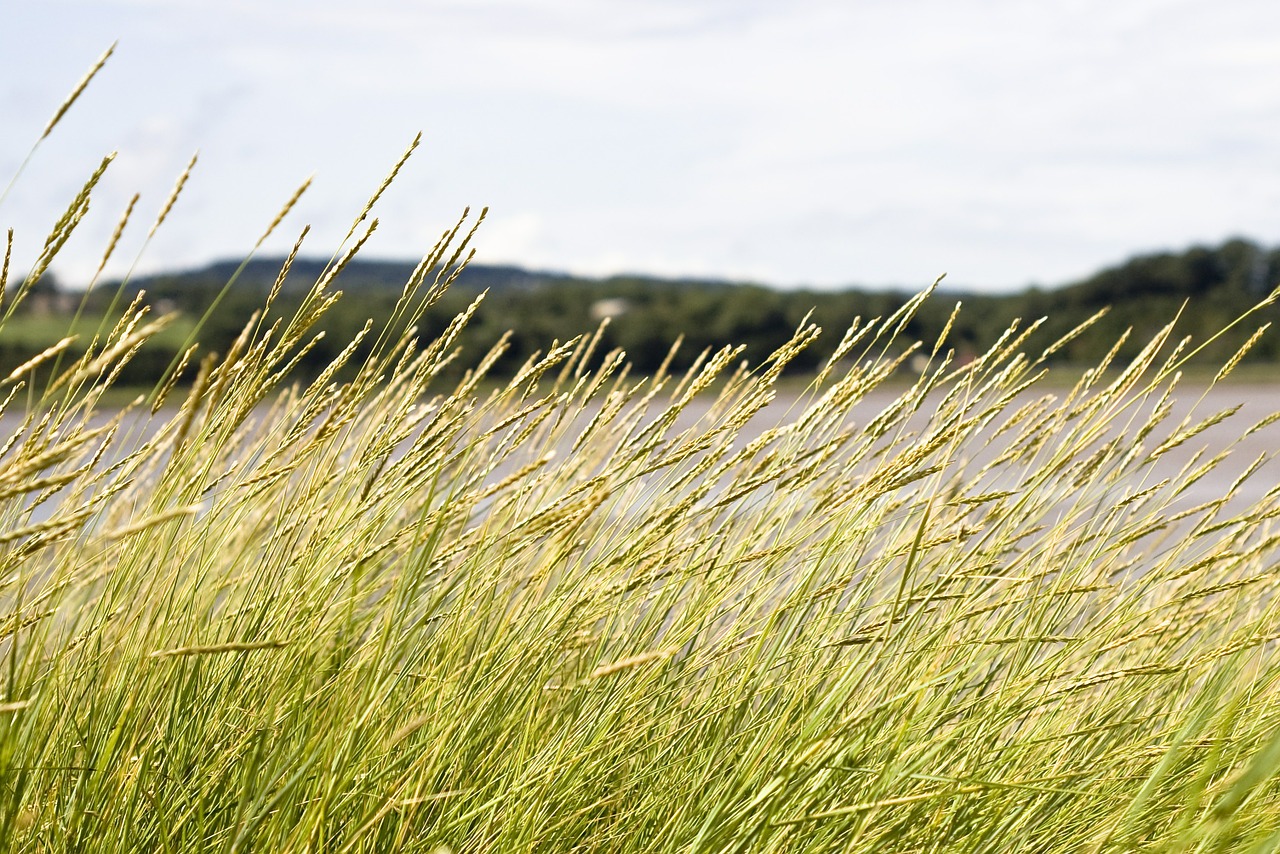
2, 0, 1279, 290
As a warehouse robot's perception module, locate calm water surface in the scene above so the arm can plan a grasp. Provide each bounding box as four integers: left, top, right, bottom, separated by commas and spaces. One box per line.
3, 382, 1278, 525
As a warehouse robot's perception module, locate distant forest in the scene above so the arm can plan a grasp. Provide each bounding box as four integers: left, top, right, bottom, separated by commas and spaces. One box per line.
4, 238, 1278, 388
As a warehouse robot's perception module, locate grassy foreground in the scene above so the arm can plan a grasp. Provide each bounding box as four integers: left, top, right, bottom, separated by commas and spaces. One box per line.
5, 62, 1280, 854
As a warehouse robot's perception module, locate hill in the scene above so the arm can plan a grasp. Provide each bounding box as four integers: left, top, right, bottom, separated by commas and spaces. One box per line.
5, 238, 1278, 387
125, 258, 561, 297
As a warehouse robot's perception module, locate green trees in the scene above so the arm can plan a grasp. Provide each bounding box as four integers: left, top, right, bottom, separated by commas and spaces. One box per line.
4, 238, 1277, 386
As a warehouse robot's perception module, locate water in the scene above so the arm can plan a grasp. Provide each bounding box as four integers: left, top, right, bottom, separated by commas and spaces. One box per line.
2, 381, 1278, 532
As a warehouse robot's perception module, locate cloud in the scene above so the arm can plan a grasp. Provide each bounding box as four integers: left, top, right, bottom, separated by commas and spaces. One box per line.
3, 0, 1280, 289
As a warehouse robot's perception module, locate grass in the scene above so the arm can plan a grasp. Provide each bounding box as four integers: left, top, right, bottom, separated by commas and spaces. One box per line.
3, 55, 1280, 852
0, 311, 197, 351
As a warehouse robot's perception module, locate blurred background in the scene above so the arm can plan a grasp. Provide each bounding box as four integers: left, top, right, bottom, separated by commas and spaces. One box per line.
4, 0, 1279, 292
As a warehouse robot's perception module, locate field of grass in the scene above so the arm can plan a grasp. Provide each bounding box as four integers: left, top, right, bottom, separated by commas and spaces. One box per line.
0, 311, 197, 352
3, 55, 1280, 853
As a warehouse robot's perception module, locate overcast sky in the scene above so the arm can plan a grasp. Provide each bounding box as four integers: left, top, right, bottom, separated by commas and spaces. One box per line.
3, 0, 1279, 292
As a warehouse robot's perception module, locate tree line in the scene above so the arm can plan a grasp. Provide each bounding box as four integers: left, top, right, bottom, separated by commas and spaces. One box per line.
4, 238, 1278, 389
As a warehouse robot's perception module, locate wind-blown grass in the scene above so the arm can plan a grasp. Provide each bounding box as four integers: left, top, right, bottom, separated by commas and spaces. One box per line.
4, 62, 1280, 853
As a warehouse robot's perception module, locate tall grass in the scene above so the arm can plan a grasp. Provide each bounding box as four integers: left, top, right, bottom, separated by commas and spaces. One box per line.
4, 61, 1280, 852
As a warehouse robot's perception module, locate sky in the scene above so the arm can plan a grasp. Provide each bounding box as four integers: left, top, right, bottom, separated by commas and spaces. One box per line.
2, 0, 1279, 292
